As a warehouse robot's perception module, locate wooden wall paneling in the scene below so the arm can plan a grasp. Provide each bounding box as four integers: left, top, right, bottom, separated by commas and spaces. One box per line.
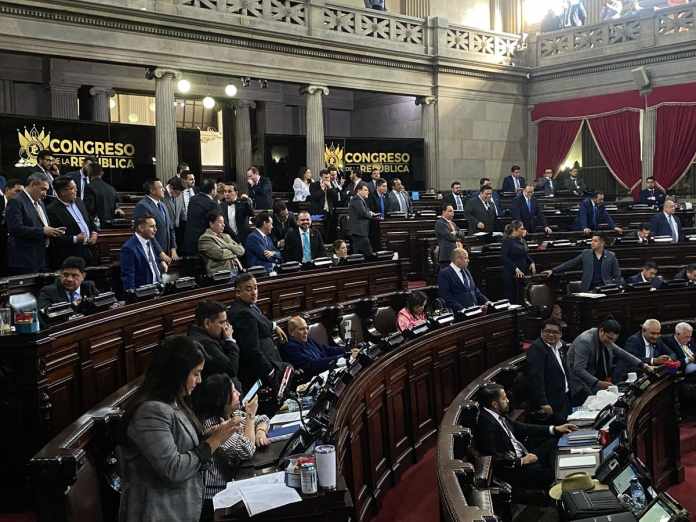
433, 343, 460, 418
44, 345, 82, 436
306, 281, 339, 309
408, 353, 437, 458
485, 320, 519, 366
126, 321, 164, 381
340, 277, 370, 302
364, 381, 391, 504
348, 400, 373, 522
458, 344, 486, 390
386, 365, 413, 482
272, 288, 304, 318
86, 332, 124, 407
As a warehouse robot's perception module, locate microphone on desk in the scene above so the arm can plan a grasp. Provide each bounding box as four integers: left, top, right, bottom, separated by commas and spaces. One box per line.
276, 365, 294, 404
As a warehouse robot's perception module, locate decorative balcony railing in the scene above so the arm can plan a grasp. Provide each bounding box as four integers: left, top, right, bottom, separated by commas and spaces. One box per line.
530, 2, 696, 66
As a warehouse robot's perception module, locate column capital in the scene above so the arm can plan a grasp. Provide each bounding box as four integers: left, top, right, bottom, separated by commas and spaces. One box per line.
416, 96, 437, 106
49, 82, 80, 95
89, 86, 115, 97
301, 84, 329, 97
149, 67, 182, 80
232, 99, 257, 110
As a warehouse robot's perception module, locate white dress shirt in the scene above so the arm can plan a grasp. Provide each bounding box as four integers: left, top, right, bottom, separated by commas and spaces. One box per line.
227, 203, 238, 234
135, 232, 161, 282
548, 341, 569, 392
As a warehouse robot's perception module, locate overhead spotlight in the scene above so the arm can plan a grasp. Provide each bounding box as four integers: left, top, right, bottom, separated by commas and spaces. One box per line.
128, 113, 139, 123
240, 77, 251, 88
258, 79, 268, 89
225, 84, 238, 97
109, 97, 117, 109
177, 79, 191, 93
202, 96, 216, 109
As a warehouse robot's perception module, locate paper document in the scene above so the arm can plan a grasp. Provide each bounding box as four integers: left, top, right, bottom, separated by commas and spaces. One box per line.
270, 410, 310, 425
558, 455, 597, 469
213, 472, 302, 515
568, 409, 599, 421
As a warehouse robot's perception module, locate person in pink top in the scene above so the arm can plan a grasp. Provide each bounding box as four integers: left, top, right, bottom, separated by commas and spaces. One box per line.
397, 291, 428, 332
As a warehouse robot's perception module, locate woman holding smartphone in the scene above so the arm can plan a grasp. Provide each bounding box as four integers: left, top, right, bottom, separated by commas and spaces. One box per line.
193, 374, 271, 521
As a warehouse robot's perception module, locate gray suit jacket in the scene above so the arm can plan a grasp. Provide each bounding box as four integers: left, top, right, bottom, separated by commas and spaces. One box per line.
163, 194, 186, 228
463, 196, 496, 233
348, 195, 372, 237
435, 217, 466, 262
552, 249, 622, 291
119, 400, 210, 522
566, 328, 641, 398
387, 190, 411, 213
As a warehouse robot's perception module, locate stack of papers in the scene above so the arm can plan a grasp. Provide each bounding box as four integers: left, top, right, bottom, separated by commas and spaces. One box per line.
213, 472, 302, 516
558, 455, 597, 469
568, 409, 599, 421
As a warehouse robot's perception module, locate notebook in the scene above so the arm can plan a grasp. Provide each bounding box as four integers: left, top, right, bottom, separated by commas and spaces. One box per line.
559, 455, 597, 469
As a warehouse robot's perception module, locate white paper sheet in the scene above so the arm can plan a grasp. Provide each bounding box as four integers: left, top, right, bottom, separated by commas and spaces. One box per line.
236, 472, 302, 516
558, 455, 597, 469
270, 410, 311, 425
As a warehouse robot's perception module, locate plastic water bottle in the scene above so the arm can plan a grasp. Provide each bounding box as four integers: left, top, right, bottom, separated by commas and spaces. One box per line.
94, 216, 101, 230
629, 477, 646, 509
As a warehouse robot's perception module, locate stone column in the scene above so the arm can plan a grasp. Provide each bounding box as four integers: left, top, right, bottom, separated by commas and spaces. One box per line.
503, 0, 523, 34
490, 0, 503, 32
234, 100, 256, 189
50, 83, 79, 119
527, 109, 538, 180
89, 86, 114, 123
585, 0, 603, 25
221, 104, 236, 181
301, 85, 329, 178
151, 68, 180, 182
402, 0, 430, 18
416, 96, 437, 189
642, 107, 656, 184
0, 79, 15, 114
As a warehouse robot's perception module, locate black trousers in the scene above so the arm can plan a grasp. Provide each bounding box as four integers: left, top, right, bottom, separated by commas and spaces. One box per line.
499, 437, 557, 491
351, 235, 373, 257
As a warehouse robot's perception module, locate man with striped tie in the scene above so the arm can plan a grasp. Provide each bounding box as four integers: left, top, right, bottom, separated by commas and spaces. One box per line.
649, 198, 682, 243
120, 215, 169, 292
244, 211, 283, 272
134, 179, 179, 263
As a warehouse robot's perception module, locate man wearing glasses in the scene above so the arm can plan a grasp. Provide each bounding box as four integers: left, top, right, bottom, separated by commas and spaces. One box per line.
527, 319, 571, 423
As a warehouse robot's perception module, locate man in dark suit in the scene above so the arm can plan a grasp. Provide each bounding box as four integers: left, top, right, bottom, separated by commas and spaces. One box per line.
271, 200, 296, 249
574, 191, 623, 234
163, 176, 186, 236
134, 179, 178, 262
228, 273, 287, 392
510, 184, 552, 234
638, 176, 666, 208
527, 319, 572, 424
368, 178, 394, 217
0, 178, 22, 274
501, 165, 525, 194
443, 181, 466, 212
46, 176, 98, 268
188, 300, 240, 387
328, 166, 346, 207
30, 150, 56, 198
387, 178, 411, 214
536, 168, 557, 196
615, 319, 675, 381
245, 211, 282, 272
435, 203, 466, 266
475, 382, 576, 491
309, 169, 338, 216
463, 185, 497, 233
544, 233, 622, 291
342, 171, 363, 201
437, 248, 490, 311
626, 260, 664, 289
5, 172, 65, 274
636, 222, 652, 244
120, 215, 168, 292
37, 256, 98, 310
221, 182, 253, 242
365, 168, 381, 194
183, 179, 218, 256
649, 198, 682, 242
246, 166, 273, 210
675, 263, 696, 282
83, 164, 124, 224
348, 183, 377, 256
475, 177, 501, 213
65, 156, 97, 200
663, 323, 696, 375
562, 168, 587, 196
284, 210, 326, 263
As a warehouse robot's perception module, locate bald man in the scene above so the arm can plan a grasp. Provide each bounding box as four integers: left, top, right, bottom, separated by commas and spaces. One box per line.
662, 322, 696, 375
437, 247, 490, 311
279, 316, 355, 381
616, 319, 675, 381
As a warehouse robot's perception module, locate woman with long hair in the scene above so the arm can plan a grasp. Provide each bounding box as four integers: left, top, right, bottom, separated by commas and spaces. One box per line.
292, 166, 313, 202
397, 291, 428, 332
501, 220, 535, 304
193, 374, 270, 521
118, 336, 238, 522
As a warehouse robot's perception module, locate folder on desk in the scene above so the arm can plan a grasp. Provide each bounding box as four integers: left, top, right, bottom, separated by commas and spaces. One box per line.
558, 455, 597, 469
558, 429, 599, 448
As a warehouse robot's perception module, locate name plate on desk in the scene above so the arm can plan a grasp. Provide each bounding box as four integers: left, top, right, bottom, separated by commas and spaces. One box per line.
572, 293, 607, 299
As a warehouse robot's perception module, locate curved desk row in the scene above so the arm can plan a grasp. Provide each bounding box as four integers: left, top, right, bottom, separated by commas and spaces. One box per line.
0, 259, 404, 509
437, 355, 683, 522
28, 307, 526, 522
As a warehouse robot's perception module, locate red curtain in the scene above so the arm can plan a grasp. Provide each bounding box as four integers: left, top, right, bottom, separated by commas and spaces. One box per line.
536, 119, 582, 178
586, 110, 642, 193
653, 104, 696, 190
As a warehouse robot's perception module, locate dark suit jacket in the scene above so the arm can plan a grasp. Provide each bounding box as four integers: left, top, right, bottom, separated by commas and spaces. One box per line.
662, 334, 694, 368
228, 300, 283, 390
435, 217, 465, 263
526, 337, 571, 419
221, 199, 253, 241
309, 182, 338, 215
575, 198, 615, 230
475, 409, 550, 470
615, 332, 676, 381
463, 196, 496, 233
537, 177, 556, 196
183, 193, 218, 255
83, 178, 120, 223
283, 227, 326, 263
248, 176, 273, 210
37, 279, 98, 310
5, 190, 49, 273
552, 249, 622, 291
502, 175, 525, 193
387, 190, 411, 213
443, 191, 467, 211
348, 195, 372, 237
66, 170, 90, 200
46, 198, 95, 268
626, 272, 664, 289
368, 192, 394, 217
510, 195, 547, 232
133, 196, 176, 253
120, 235, 162, 291
562, 175, 587, 195
280, 337, 344, 380
188, 325, 240, 389
649, 212, 682, 241
638, 188, 666, 207
245, 229, 281, 271
437, 265, 488, 310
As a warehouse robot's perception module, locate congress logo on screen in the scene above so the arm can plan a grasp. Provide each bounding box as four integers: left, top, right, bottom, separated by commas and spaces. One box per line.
16, 126, 51, 167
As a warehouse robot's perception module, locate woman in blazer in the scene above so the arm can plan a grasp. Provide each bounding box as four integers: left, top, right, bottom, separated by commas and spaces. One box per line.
501, 220, 535, 304
292, 166, 313, 202
118, 336, 238, 522
198, 210, 245, 275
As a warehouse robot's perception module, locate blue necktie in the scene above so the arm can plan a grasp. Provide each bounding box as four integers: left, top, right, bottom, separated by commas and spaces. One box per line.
158, 202, 167, 224
592, 205, 597, 228
379, 195, 384, 216
67, 203, 90, 238
527, 198, 532, 214
302, 230, 312, 263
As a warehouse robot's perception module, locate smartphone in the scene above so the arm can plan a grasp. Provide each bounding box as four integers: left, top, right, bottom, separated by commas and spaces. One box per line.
242, 379, 262, 406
